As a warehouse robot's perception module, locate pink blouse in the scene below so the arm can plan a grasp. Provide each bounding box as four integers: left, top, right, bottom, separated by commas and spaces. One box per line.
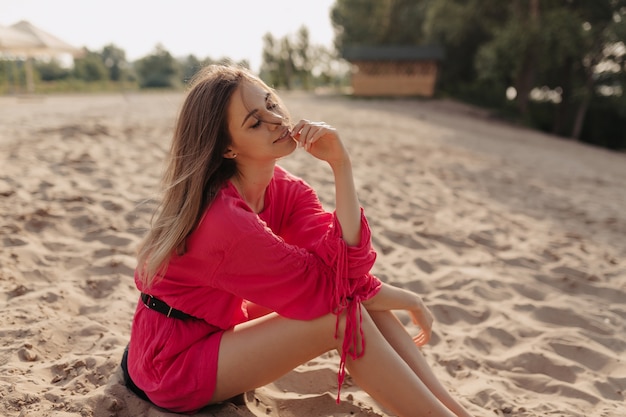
128, 165, 381, 413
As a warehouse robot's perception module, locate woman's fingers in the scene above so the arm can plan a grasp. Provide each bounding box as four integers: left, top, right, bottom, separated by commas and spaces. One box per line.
294, 121, 333, 151
293, 121, 337, 152
409, 309, 433, 346
290, 119, 308, 137
306, 127, 332, 151
413, 331, 429, 347
290, 119, 347, 165
412, 324, 431, 346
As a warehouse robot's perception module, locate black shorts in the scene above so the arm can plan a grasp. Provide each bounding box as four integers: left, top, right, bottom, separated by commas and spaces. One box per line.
120, 345, 152, 404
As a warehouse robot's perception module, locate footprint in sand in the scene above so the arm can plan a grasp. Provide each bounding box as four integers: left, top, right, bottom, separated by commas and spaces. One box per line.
488, 351, 578, 383
430, 302, 490, 325
532, 305, 613, 335
81, 276, 121, 299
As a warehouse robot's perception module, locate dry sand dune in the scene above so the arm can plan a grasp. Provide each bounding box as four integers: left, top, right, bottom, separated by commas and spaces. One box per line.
0, 91, 624, 417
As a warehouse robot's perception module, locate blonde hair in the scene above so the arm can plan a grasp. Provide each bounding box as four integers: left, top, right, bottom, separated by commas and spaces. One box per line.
137, 65, 265, 287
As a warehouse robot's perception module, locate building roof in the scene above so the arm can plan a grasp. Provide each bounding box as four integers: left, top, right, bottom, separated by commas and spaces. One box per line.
342, 45, 445, 62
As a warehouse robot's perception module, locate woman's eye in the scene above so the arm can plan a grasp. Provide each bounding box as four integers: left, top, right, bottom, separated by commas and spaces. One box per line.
251, 118, 262, 129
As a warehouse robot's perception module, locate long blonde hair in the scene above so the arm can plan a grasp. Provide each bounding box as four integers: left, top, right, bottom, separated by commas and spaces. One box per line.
137, 65, 261, 287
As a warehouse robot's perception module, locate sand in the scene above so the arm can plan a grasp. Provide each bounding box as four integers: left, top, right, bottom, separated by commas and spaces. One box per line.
0, 91, 624, 417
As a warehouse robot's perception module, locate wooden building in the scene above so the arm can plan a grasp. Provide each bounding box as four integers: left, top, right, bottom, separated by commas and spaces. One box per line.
342, 45, 445, 97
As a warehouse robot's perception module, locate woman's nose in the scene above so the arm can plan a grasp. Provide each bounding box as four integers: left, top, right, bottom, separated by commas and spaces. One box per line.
265, 112, 285, 129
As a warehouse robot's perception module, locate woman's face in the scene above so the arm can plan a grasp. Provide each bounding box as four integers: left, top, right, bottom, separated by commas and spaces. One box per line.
226, 81, 296, 163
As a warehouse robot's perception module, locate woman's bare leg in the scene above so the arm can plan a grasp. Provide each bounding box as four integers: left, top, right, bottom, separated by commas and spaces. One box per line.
213, 309, 457, 417
211, 312, 337, 402
369, 310, 474, 417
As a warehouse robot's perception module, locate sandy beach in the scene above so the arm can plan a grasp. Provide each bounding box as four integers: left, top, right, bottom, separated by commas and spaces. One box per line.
0, 91, 624, 417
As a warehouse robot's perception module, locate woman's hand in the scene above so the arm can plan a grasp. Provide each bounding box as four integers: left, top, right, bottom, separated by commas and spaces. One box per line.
362, 283, 435, 346
409, 295, 434, 346
291, 119, 349, 167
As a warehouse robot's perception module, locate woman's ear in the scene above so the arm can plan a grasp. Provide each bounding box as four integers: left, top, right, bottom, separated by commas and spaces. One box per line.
224, 149, 237, 159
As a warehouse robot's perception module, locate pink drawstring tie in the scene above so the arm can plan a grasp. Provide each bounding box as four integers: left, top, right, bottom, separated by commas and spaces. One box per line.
332, 242, 366, 403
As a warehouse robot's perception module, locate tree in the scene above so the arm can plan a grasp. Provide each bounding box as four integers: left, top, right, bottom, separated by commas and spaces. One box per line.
180, 54, 208, 84
531, 7, 586, 135
331, 0, 433, 51
35, 58, 71, 81
423, 0, 509, 101
101, 44, 128, 82
381, 0, 431, 44
331, 0, 393, 51
293, 26, 313, 90
279, 37, 295, 90
260, 36, 296, 89
73, 49, 108, 82
569, 1, 626, 140
260, 33, 281, 88
134, 44, 180, 88
473, 1, 543, 114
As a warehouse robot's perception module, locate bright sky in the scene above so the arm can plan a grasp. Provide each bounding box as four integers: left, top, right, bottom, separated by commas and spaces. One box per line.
0, 0, 337, 72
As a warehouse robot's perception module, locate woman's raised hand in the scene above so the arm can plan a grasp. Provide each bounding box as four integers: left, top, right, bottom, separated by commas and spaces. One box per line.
291, 119, 349, 166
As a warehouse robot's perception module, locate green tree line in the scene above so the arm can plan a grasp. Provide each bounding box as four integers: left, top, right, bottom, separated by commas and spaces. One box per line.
0, 27, 344, 94
332, 0, 626, 150
0, 42, 251, 93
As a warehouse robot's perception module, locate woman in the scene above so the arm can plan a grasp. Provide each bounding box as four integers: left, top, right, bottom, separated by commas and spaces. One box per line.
122, 64, 474, 417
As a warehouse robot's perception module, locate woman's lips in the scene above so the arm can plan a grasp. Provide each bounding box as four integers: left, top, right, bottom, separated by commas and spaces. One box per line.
274, 128, 292, 143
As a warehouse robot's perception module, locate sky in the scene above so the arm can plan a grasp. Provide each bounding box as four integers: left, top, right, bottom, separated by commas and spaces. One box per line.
0, 0, 337, 72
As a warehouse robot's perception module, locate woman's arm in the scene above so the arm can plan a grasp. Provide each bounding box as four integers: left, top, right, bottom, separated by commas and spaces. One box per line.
362, 282, 434, 346
291, 120, 361, 246
330, 158, 361, 246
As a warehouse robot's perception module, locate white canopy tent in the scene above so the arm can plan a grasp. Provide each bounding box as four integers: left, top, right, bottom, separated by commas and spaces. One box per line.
9, 20, 80, 55
0, 24, 40, 52
0, 20, 80, 93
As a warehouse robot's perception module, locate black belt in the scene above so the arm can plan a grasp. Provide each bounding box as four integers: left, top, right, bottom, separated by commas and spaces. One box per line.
141, 293, 196, 320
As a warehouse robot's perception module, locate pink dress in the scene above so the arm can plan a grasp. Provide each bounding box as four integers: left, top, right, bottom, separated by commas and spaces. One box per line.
127, 165, 382, 413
